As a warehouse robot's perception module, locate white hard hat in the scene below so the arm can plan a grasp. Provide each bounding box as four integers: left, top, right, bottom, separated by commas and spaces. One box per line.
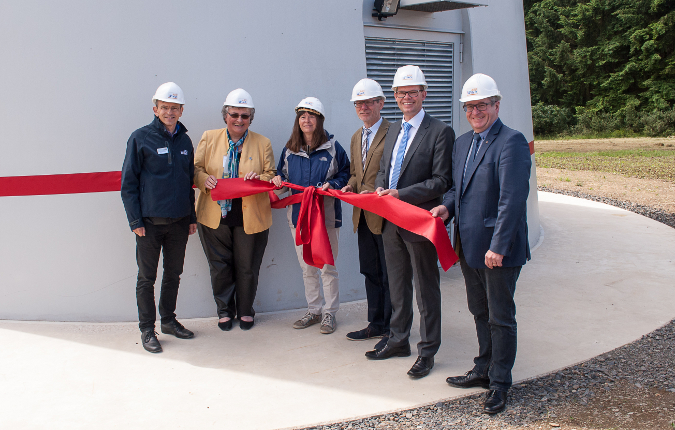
351, 78, 386, 102
459, 73, 502, 103
152, 82, 185, 105
224, 88, 254, 108
295, 97, 325, 117
391, 65, 428, 90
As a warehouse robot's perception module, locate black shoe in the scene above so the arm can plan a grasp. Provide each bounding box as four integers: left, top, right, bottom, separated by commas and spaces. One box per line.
240, 319, 255, 330
365, 343, 411, 360
483, 389, 508, 414
373, 335, 389, 350
346, 326, 385, 341
141, 329, 162, 353
407, 356, 434, 378
217, 318, 233, 331
160, 320, 194, 339
446, 369, 490, 389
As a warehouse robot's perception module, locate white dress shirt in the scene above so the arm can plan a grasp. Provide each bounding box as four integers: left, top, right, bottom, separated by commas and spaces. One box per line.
362, 116, 383, 154
388, 108, 425, 187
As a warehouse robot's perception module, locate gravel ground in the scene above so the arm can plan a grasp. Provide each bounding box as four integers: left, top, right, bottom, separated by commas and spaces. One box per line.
538, 187, 675, 229
298, 191, 675, 430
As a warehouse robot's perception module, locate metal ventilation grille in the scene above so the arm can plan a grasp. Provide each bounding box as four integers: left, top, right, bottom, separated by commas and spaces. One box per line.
399, 1, 485, 13
365, 37, 454, 125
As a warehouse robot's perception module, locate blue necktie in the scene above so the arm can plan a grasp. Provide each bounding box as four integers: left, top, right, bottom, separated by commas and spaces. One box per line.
390, 122, 412, 190
462, 133, 481, 193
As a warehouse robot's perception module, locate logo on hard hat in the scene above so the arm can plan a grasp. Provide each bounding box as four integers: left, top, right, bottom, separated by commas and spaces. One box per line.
357, 90, 365, 96
467, 88, 478, 95
168, 93, 178, 99
403, 74, 413, 80
306, 101, 313, 106
238, 99, 247, 104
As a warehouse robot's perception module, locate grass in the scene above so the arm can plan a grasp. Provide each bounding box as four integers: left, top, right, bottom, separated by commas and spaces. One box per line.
536, 149, 675, 182
534, 131, 644, 140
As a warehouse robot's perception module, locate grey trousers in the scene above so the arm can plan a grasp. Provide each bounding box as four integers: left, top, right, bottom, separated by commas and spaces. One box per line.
382, 220, 441, 357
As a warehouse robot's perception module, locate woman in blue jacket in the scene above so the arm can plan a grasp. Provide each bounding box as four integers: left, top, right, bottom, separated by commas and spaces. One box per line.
272, 97, 350, 335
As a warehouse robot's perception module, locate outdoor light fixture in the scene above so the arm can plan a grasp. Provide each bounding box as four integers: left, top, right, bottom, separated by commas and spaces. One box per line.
372, 0, 401, 21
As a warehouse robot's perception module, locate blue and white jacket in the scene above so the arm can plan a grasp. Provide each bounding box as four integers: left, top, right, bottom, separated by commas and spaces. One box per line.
277, 131, 350, 228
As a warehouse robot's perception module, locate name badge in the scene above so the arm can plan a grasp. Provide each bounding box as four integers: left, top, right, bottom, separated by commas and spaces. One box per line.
157, 147, 169, 155
223, 155, 229, 174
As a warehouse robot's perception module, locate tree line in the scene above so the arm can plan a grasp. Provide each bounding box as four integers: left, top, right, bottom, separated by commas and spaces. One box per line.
524, 0, 675, 137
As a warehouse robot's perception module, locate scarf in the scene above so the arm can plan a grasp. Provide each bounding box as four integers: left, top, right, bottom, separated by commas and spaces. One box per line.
218, 130, 247, 217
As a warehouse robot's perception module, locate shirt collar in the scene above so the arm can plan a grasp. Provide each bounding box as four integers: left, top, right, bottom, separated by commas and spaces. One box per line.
365, 117, 383, 136
476, 118, 498, 141
159, 118, 180, 137
403, 108, 425, 130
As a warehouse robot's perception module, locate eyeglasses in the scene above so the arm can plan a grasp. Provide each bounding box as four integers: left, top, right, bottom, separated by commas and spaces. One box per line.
354, 100, 379, 108
227, 112, 251, 120
463, 102, 493, 113
158, 106, 181, 112
394, 90, 421, 99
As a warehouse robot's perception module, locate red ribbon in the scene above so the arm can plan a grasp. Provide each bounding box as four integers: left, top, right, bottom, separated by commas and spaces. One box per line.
211, 178, 458, 271
0, 171, 122, 197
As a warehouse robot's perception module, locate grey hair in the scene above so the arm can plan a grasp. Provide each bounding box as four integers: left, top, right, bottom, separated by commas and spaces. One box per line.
489, 95, 501, 104
222, 105, 255, 123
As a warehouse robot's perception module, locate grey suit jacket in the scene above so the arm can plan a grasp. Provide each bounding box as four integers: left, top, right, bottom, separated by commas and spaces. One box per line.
376, 112, 455, 241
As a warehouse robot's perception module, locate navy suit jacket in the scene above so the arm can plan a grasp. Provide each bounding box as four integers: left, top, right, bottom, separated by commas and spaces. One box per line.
376, 112, 454, 242
442, 118, 531, 269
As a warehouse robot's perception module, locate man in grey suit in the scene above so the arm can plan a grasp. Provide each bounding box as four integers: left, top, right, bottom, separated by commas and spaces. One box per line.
342, 79, 392, 346
368, 65, 455, 379
431, 74, 531, 414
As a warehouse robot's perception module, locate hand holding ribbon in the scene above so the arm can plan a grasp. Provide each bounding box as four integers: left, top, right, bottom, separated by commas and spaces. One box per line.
210, 178, 458, 270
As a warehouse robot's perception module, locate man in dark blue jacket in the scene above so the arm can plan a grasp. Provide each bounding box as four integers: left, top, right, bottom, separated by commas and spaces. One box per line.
121, 82, 198, 353
431, 74, 531, 414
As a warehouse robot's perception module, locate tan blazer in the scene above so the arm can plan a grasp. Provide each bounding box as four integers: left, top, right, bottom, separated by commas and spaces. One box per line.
194, 129, 276, 233
347, 118, 389, 234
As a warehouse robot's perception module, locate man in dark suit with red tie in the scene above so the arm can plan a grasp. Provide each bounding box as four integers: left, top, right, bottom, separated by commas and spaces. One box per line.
431, 73, 532, 414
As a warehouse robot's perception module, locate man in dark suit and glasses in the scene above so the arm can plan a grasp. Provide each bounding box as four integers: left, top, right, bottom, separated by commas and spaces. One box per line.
431, 73, 532, 414
369, 65, 455, 379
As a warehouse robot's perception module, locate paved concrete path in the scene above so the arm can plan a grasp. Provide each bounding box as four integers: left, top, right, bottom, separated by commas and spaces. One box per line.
2, 192, 674, 430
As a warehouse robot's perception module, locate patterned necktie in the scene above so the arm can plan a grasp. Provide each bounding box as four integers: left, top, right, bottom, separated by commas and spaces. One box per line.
390, 122, 412, 190
361, 127, 371, 167
462, 133, 481, 192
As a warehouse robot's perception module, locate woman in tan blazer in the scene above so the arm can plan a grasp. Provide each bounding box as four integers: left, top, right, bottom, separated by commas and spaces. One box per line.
194, 88, 275, 331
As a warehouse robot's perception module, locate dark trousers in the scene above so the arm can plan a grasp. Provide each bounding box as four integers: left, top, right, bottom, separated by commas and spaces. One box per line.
357, 212, 391, 332
197, 223, 269, 319
382, 221, 441, 358
136, 217, 190, 331
458, 236, 521, 391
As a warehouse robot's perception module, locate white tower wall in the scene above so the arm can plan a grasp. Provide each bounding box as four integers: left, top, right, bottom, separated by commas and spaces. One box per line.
0, 0, 539, 321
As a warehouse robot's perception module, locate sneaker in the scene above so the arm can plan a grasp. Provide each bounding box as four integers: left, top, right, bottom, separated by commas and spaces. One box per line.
346, 326, 385, 341
293, 311, 322, 329
320, 313, 336, 334
141, 329, 162, 353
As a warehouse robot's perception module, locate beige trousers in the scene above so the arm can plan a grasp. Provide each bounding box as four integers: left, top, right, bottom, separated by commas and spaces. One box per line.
288, 208, 340, 316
